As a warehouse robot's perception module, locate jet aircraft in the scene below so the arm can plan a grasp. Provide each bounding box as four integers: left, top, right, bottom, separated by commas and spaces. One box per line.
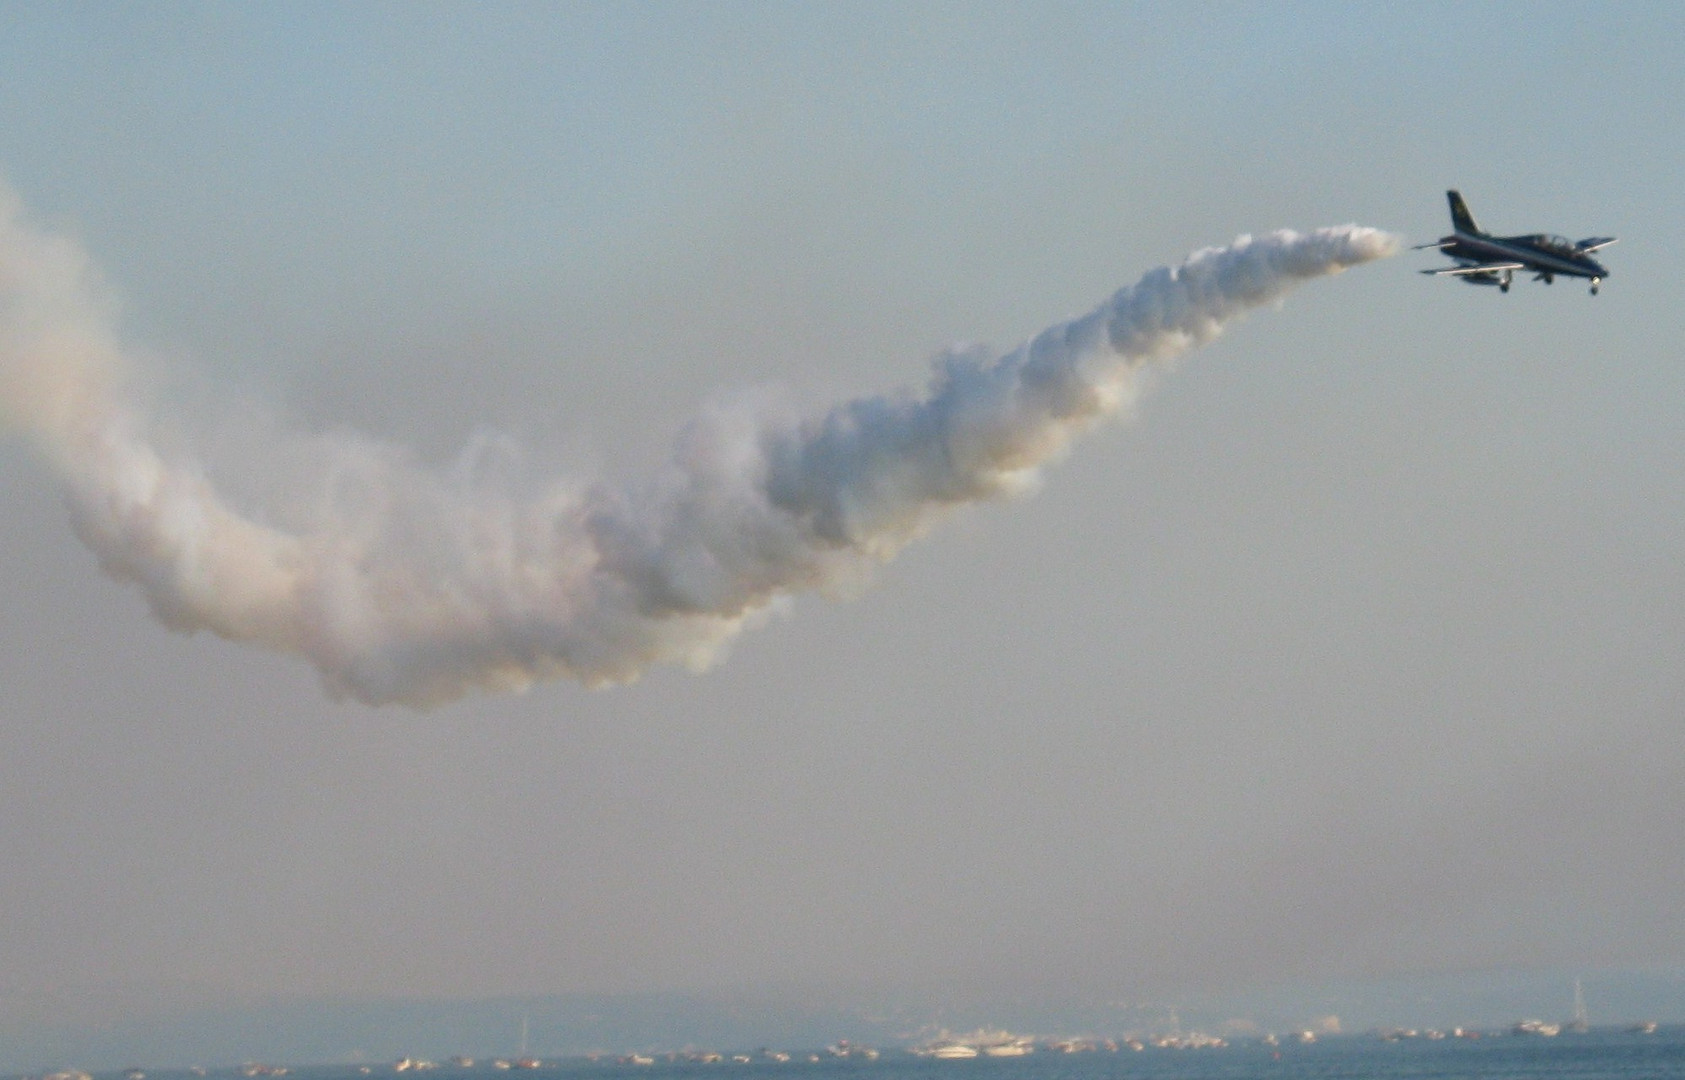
1416, 190, 1615, 295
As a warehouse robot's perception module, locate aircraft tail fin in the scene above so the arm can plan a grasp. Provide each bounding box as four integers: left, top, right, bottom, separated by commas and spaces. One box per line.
1447, 190, 1482, 235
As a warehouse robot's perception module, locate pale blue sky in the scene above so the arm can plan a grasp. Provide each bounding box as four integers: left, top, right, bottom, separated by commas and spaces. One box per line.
2, 1, 1684, 1064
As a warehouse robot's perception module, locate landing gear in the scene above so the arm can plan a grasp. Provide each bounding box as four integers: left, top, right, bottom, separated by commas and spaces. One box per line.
1590, 277, 1601, 296
1499, 269, 1511, 294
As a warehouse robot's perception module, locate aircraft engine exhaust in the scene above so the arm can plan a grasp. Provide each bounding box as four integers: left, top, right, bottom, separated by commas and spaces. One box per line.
0, 183, 1398, 705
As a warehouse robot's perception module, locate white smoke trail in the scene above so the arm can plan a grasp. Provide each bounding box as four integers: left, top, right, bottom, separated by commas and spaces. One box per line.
0, 184, 1397, 705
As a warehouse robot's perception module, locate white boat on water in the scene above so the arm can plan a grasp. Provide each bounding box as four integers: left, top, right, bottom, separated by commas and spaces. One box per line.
981, 1042, 1033, 1057
929, 1044, 978, 1059
1512, 1019, 1561, 1037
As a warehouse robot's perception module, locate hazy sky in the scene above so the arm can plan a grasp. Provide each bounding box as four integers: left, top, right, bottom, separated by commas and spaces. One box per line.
2, 0, 1684, 1055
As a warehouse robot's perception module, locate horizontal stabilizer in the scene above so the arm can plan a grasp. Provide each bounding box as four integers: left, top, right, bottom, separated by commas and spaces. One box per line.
1411, 240, 1454, 250
1576, 236, 1618, 252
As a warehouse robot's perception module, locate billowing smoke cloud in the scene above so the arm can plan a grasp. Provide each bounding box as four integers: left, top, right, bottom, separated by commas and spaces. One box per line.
0, 184, 1397, 705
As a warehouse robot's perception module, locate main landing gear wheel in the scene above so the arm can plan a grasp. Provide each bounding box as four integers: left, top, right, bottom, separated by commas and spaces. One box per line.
1590, 278, 1601, 296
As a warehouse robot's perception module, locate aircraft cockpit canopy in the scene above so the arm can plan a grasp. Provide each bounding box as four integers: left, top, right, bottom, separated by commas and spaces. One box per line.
1530, 234, 1578, 254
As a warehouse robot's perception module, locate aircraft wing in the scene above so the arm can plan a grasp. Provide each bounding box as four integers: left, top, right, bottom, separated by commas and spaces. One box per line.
1576, 236, 1618, 252
1422, 262, 1525, 276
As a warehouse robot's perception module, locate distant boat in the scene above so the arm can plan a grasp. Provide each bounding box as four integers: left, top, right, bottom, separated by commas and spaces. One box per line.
1563, 977, 1590, 1034
1630, 1021, 1659, 1034
929, 1044, 979, 1059
1512, 1019, 1561, 1037
826, 1041, 876, 1059
982, 1043, 1032, 1057
511, 1013, 540, 1068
